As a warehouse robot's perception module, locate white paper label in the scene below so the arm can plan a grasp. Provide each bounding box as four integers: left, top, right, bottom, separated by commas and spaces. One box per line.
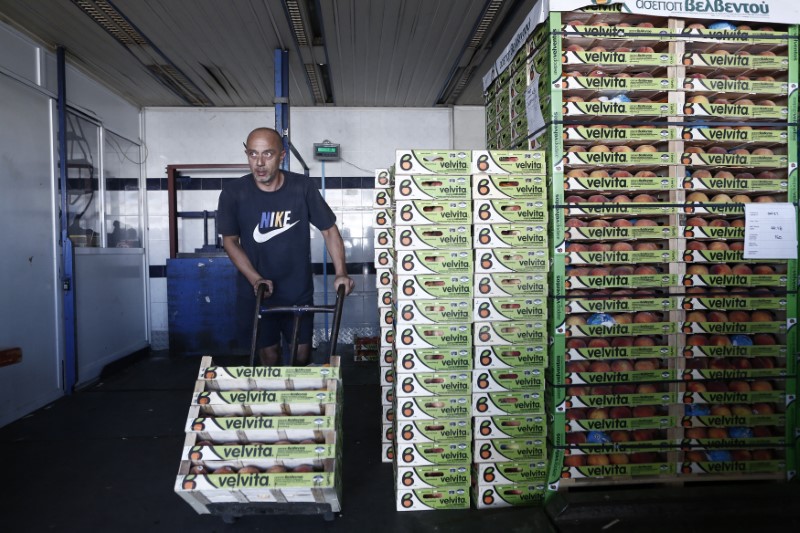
525, 75, 546, 137
743, 203, 798, 259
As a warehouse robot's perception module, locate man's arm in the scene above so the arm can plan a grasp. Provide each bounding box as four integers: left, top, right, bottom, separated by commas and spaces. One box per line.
320, 224, 355, 296
222, 235, 272, 296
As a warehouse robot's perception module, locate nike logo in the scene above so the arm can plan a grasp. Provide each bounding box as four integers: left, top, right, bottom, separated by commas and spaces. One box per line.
252, 221, 298, 243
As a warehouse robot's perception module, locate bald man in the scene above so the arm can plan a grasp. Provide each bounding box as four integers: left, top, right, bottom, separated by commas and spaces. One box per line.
217, 127, 354, 366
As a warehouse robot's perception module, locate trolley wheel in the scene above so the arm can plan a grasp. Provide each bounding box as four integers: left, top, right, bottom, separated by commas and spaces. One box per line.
323, 511, 335, 522
221, 514, 237, 524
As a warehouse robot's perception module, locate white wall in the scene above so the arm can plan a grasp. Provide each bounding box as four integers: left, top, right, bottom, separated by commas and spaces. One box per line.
142, 106, 486, 349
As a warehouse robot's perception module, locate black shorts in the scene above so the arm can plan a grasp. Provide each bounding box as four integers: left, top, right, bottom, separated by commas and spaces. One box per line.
237, 292, 314, 349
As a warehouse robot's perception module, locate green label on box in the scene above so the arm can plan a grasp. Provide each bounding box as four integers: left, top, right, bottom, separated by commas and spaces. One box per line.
396, 300, 471, 323
569, 462, 671, 478
395, 176, 471, 200
397, 250, 473, 275
396, 419, 472, 442
473, 175, 547, 199
398, 466, 471, 488
193, 416, 334, 432
398, 486, 471, 510
683, 177, 787, 192
198, 391, 334, 405
476, 249, 549, 273
472, 150, 547, 175
568, 322, 677, 338
684, 414, 785, 428
681, 127, 788, 143
475, 345, 548, 368
686, 368, 786, 380
398, 442, 472, 465
396, 201, 472, 224
682, 390, 785, 405
684, 152, 788, 168
476, 463, 548, 485
681, 77, 788, 94
567, 297, 676, 313
192, 472, 335, 490
566, 204, 676, 216
475, 416, 547, 439
189, 444, 335, 461
567, 225, 677, 240
570, 369, 675, 385
476, 274, 549, 297
566, 392, 677, 408
474, 392, 545, 415
475, 298, 547, 321
681, 226, 745, 239
683, 102, 788, 119
204, 366, 339, 380
397, 275, 473, 299
565, 151, 678, 166
567, 250, 677, 264
475, 224, 548, 248
568, 345, 675, 360
562, 76, 675, 91
398, 372, 472, 396
682, 250, 748, 263
475, 321, 548, 345
564, 101, 677, 116
683, 274, 787, 287
565, 176, 676, 190
680, 321, 785, 335
569, 415, 676, 432
395, 225, 472, 249
682, 297, 787, 311
683, 204, 746, 216
683, 460, 786, 475
683, 344, 787, 358
475, 368, 545, 391
396, 324, 472, 348
566, 274, 678, 289
474, 200, 547, 224
681, 27, 790, 43
566, 50, 674, 66
683, 437, 785, 448
563, 24, 669, 39
396, 396, 472, 419
397, 348, 472, 372
396, 150, 472, 174
476, 438, 546, 462
564, 125, 676, 142
687, 53, 788, 70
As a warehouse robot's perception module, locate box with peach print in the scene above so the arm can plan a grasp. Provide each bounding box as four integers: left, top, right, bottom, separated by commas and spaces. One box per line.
395, 347, 473, 373
679, 449, 787, 476
473, 345, 547, 370
472, 483, 546, 509
475, 248, 549, 273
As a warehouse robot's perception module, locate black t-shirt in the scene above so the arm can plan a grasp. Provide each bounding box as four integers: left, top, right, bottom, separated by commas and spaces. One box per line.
217, 172, 336, 306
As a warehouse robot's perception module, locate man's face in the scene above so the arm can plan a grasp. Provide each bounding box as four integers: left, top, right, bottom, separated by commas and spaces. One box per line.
244, 132, 285, 186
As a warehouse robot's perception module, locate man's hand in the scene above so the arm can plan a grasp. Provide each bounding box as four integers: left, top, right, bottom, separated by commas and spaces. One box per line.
254, 278, 274, 298
334, 275, 355, 296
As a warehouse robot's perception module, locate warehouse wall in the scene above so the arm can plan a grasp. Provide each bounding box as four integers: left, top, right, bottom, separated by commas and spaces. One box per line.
0, 20, 143, 427
143, 106, 485, 351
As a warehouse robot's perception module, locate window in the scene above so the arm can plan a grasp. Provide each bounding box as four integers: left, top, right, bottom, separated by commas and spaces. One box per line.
104, 132, 142, 248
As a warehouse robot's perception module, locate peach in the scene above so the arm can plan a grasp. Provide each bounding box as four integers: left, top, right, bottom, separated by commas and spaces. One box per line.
714, 171, 735, 180
708, 241, 729, 251
611, 337, 635, 347
567, 145, 587, 152
588, 243, 612, 252
692, 169, 712, 179
735, 172, 755, 180
587, 454, 610, 466
686, 335, 708, 346
564, 455, 587, 467
635, 145, 657, 153
633, 265, 659, 275
634, 242, 659, 251
633, 358, 659, 370
735, 99, 754, 106
686, 217, 708, 226
634, 219, 658, 227
757, 99, 776, 106
587, 194, 610, 203
686, 311, 707, 322
632, 194, 656, 202
612, 170, 633, 178
752, 147, 774, 156
752, 265, 774, 275
589, 169, 610, 178
707, 311, 729, 322
588, 338, 612, 348
710, 194, 732, 203
565, 95, 585, 103
587, 407, 609, 419
689, 95, 709, 104
589, 145, 611, 152
566, 315, 587, 326
610, 265, 635, 276
566, 243, 589, 252
588, 219, 611, 228
566, 169, 589, 178
686, 192, 709, 202
708, 335, 731, 346
634, 171, 657, 178
611, 242, 634, 251
612, 145, 634, 153
707, 146, 727, 155
610, 360, 634, 373
728, 311, 750, 323
709, 219, 730, 227
710, 404, 732, 416
565, 432, 588, 444
707, 428, 728, 439
633, 336, 657, 347
731, 264, 753, 275
588, 46, 607, 53
687, 240, 708, 250
566, 218, 587, 227
709, 264, 733, 275
750, 310, 774, 322
731, 194, 751, 203
685, 427, 708, 439
566, 44, 585, 52
753, 333, 776, 345
754, 196, 775, 203
685, 146, 705, 154
686, 265, 709, 275
612, 313, 633, 324
756, 170, 778, 180
729, 148, 749, 155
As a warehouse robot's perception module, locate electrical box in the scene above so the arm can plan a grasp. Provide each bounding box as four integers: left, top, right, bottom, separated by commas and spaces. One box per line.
313, 142, 341, 161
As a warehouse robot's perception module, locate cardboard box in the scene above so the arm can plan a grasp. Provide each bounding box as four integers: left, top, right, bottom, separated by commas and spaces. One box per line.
395, 250, 473, 275
474, 345, 547, 369
559, 390, 677, 410
375, 248, 396, 268
564, 175, 677, 191
394, 175, 471, 200
472, 391, 545, 416
374, 228, 394, 249
474, 321, 547, 346
565, 273, 678, 290
383, 422, 395, 443
563, 150, 678, 166
563, 413, 676, 433
566, 344, 675, 361
473, 199, 547, 224
679, 321, 786, 336
394, 225, 472, 250
563, 101, 678, 117
379, 307, 395, 328
375, 168, 392, 188
562, 75, 676, 92
395, 441, 472, 466
181, 433, 336, 466
382, 442, 395, 463
680, 344, 786, 359
382, 404, 395, 424
395, 274, 473, 299
376, 268, 393, 288
473, 461, 546, 486
396, 485, 471, 511
679, 458, 786, 476
380, 366, 395, 387
474, 437, 546, 463
565, 367, 675, 386
378, 289, 394, 308
472, 483, 546, 508
475, 248, 549, 273
472, 175, 547, 200
395, 395, 472, 420
175, 471, 341, 512
563, 124, 677, 142
380, 326, 395, 346
472, 367, 545, 393
682, 272, 789, 288
680, 77, 788, 96
679, 27, 790, 43
373, 208, 395, 228
683, 101, 788, 119
381, 385, 394, 405
394, 324, 472, 349
395, 347, 473, 372
681, 126, 788, 143
473, 297, 547, 322
191, 389, 337, 417
380, 347, 395, 367
373, 188, 394, 208
395, 200, 473, 225
565, 296, 676, 314
565, 321, 677, 338
395, 419, 472, 443
474, 224, 548, 248
565, 225, 677, 240
682, 152, 788, 168
186, 412, 336, 444
396, 464, 471, 489
198, 361, 339, 391
395, 372, 473, 397
471, 150, 546, 175
394, 298, 472, 324
566, 249, 677, 265
395, 150, 472, 175
682, 175, 788, 193
475, 273, 548, 297
473, 415, 546, 440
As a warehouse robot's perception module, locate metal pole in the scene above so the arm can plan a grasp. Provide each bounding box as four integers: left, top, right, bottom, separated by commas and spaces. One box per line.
274, 49, 290, 171
57, 46, 78, 394
321, 161, 329, 339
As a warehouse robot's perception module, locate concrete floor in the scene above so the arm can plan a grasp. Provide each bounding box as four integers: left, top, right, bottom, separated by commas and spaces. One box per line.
0, 350, 797, 532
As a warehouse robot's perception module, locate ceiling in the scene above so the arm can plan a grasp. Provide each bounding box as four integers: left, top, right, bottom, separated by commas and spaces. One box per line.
0, 0, 534, 108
